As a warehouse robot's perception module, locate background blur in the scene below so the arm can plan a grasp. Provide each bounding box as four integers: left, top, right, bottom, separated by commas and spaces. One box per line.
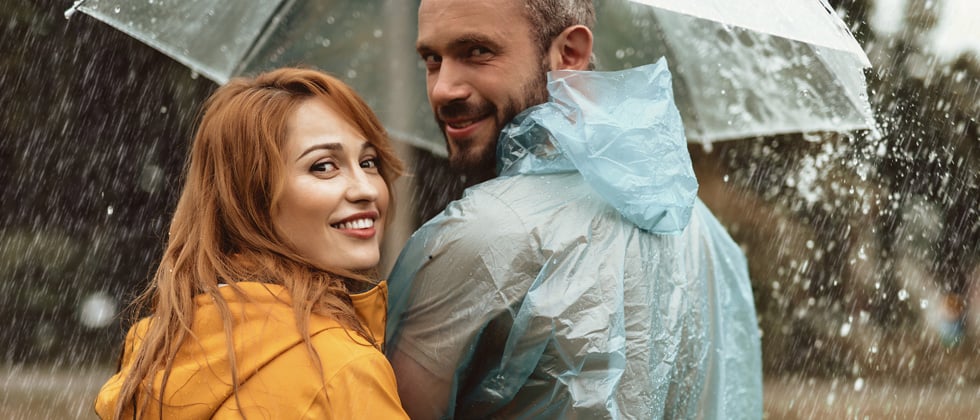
1, 0, 978, 418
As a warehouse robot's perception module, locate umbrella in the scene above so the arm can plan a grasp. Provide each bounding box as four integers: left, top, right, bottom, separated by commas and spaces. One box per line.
64, 0, 443, 155
65, 0, 875, 150
597, 0, 876, 143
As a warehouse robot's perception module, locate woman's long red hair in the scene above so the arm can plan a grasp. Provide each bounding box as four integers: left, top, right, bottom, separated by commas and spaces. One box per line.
111, 68, 404, 419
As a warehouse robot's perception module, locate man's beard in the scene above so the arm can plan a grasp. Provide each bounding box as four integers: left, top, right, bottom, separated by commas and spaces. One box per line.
438, 60, 551, 185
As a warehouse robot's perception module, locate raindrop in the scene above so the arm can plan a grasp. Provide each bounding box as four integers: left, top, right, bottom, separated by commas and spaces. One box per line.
920, 299, 929, 309
347, 69, 358, 79
854, 377, 865, 391
106, 205, 114, 215
160, 106, 168, 114
722, 174, 729, 183
78, 292, 117, 329
806, 240, 814, 249
897, 289, 909, 301
113, 6, 121, 13
326, 15, 336, 24
373, 29, 383, 38
840, 322, 851, 337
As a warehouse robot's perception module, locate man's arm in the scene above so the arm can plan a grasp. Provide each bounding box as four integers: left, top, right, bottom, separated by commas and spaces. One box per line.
389, 348, 451, 420
385, 187, 535, 418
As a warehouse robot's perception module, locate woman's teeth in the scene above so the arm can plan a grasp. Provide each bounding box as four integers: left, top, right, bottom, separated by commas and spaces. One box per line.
332, 218, 374, 230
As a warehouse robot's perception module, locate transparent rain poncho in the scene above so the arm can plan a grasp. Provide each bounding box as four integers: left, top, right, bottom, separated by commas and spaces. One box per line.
386, 59, 762, 419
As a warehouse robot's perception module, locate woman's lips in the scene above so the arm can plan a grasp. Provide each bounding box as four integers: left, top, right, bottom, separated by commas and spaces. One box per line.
331, 213, 379, 239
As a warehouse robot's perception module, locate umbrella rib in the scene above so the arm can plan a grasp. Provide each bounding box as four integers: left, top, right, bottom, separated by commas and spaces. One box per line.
234, 0, 299, 79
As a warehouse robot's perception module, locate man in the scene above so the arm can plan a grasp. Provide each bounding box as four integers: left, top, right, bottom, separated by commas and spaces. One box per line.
385, 0, 763, 418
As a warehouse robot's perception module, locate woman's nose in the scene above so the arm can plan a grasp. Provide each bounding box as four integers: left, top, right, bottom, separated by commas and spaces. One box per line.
345, 168, 380, 203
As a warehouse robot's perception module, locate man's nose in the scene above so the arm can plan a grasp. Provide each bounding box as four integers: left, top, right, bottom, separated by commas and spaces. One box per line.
428, 61, 471, 105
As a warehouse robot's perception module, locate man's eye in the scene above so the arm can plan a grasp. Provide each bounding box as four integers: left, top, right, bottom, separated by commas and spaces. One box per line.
311, 161, 338, 173
422, 54, 442, 66
469, 47, 492, 58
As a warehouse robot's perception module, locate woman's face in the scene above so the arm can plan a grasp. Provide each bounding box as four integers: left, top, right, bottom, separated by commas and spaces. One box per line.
273, 99, 390, 272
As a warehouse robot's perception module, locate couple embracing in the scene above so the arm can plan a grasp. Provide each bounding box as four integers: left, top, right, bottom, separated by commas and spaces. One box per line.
95, 0, 762, 419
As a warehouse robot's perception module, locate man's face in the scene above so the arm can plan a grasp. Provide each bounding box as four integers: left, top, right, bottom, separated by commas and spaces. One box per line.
417, 0, 550, 184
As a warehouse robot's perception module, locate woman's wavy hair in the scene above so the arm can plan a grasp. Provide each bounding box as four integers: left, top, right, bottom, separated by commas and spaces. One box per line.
111, 67, 404, 418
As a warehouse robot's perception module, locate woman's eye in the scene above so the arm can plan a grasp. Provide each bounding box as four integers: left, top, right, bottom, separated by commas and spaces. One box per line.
311, 161, 338, 173
360, 158, 380, 170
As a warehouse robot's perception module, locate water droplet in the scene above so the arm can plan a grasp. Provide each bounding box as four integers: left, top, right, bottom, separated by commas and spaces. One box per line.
78, 292, 118, 328
840, 322, 851, 337
113, 6, 121, 13
373, 29, 383, 38
160, 106, 168, 114
854, 377, 864, 391
920, 299, 929, 309
897, 289, 909, 301
106, 206, 114, 215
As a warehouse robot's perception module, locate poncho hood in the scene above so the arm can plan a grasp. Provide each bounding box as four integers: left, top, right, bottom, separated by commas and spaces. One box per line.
497, 58, 698, 234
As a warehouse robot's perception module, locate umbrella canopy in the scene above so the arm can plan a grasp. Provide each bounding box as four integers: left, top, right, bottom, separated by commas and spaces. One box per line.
598, 0, 876, 143
66, 0, 875, 150
65, 0, 442, 155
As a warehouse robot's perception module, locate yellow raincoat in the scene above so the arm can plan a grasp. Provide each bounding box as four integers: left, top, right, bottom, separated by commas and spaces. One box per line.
95, 281, 406, 419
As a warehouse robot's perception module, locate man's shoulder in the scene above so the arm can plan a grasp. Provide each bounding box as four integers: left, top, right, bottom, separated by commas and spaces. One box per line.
459, 173, 589, 216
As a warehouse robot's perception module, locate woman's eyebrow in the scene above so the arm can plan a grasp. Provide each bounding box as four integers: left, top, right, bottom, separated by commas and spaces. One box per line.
297, 142, 342, 161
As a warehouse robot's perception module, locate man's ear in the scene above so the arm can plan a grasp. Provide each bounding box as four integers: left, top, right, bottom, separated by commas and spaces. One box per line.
549, 25, 593, 71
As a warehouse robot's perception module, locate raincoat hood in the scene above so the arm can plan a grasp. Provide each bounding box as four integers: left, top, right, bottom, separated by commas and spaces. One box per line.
498, 58, 698, 234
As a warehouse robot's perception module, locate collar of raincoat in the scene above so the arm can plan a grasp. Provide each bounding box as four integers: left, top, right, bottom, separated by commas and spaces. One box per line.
496, 58, 699, 235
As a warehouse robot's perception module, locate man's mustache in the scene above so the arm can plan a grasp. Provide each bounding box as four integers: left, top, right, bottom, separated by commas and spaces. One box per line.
437, 99, 495, 122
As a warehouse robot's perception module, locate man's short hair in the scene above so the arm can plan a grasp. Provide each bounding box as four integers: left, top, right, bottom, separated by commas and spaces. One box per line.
524, 0, 596, 56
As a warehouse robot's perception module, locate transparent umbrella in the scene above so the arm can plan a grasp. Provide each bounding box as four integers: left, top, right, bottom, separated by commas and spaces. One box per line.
597, 0, 876, 143
64, 0, 442, 154
65, 0, 876, 150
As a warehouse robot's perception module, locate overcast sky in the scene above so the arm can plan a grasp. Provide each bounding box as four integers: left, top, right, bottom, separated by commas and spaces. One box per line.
871, 0, 980, 59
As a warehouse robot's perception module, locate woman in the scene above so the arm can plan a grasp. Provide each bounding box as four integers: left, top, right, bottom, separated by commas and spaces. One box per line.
95, 68, 408, 419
